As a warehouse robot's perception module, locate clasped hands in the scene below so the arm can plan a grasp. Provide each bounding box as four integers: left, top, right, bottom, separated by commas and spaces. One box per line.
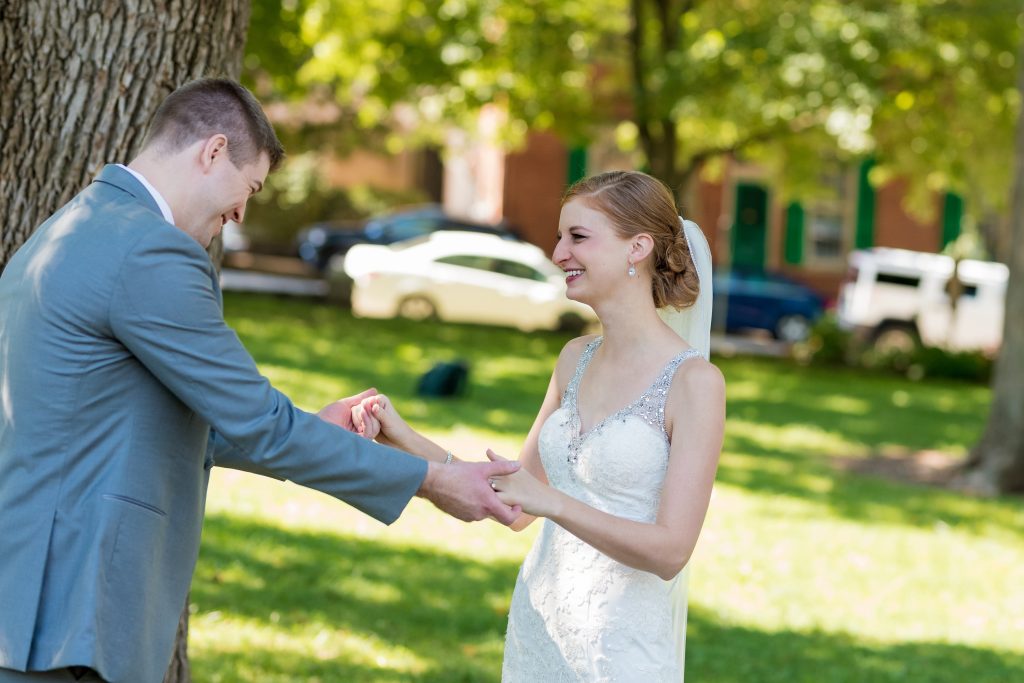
317, 389, 539, 525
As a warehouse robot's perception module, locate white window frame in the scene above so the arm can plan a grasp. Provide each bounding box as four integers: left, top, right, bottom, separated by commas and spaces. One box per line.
803, 164, 856, 269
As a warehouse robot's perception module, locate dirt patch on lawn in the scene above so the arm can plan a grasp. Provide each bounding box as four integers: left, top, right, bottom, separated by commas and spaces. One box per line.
833, 449, 964, 488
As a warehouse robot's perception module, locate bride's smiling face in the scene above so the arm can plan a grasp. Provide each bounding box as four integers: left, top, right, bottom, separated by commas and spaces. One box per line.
553, 199, 633, 305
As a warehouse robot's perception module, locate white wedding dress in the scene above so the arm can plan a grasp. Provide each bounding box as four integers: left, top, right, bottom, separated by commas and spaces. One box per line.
502, 336, 700, 682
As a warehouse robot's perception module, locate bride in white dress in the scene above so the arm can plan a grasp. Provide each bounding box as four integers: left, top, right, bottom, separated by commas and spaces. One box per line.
358, 171, 724, 681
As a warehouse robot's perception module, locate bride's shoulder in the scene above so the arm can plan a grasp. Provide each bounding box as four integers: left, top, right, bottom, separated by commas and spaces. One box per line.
673, 357, 725, 402
664, 359, 725, 439
559, 334, 600, 360
553, 334, 600, 378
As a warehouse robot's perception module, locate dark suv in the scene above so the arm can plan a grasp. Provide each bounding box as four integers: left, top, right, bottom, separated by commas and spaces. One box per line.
296, 206, 522, 272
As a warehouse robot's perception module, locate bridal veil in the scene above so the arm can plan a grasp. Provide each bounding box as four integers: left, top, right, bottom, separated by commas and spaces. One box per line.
656, 217, 714, 679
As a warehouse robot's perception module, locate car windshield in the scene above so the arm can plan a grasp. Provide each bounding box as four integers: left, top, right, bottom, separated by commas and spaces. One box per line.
493, 259, 548, 282
436, 255, 493, 270
435, 254, 551, 282
386, 219, 437, 241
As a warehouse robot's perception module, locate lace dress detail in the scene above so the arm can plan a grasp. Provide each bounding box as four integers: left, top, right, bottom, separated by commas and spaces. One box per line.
503, 337, 700, 682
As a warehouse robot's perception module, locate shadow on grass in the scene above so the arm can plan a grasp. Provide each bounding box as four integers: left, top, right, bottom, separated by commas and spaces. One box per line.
718, 429, 1023, 537
190, 513, 1022, 682
722, 356, 989, 453
191, 512, 519, 682
224, 292, 569, 435
223, 294, 1019, 535
225, 294, 988, 450
709, 356, 1022, 534
687, 605, 1024, 683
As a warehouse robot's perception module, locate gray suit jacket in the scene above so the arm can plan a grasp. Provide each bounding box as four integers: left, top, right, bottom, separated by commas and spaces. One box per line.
0, 165, 428, 682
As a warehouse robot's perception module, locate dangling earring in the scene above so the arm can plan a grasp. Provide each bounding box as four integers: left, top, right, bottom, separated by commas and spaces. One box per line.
627, 261, 637, 277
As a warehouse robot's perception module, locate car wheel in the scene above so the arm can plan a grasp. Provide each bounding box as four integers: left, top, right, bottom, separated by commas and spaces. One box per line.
872, 325, 919, 354
398, 296, 437, 321
775, 314, 812, 342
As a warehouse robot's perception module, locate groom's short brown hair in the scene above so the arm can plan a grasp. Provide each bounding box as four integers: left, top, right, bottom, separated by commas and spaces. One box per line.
144, 77, 285, 171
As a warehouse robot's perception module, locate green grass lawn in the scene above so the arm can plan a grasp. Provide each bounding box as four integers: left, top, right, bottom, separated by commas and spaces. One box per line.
189, 292, 1024, 682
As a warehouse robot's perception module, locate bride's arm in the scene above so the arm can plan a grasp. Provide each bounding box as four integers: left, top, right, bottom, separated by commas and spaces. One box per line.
490, 360, 725, 580
502, 335, 597, 531
502, 368, 561, 531
359, 395, 449, 462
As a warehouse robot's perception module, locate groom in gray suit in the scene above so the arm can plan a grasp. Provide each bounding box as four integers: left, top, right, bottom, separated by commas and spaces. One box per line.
0, 78, 519, 683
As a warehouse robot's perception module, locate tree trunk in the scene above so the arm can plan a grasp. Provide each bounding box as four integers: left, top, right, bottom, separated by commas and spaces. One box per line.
627, 0, 691, 201
1, 2, 252, 680
958, 32, 1024, 496
0, 0, 250, 270
163, 604, 192, 683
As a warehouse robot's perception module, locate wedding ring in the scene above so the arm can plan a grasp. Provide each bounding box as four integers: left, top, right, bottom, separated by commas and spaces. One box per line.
489, 479, 498, 490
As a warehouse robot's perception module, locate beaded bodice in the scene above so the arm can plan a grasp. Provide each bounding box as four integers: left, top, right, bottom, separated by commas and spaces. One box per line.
545, 336, 700, 522
502, 336, 699, 682
564, 337, 700, 465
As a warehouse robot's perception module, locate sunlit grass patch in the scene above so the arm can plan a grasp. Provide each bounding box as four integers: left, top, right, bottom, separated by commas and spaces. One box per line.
190, 292, 1024, 682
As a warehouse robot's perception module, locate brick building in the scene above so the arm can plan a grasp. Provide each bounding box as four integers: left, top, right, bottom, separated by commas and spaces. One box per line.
490, 132, 964, 302
318, 122, 964, 304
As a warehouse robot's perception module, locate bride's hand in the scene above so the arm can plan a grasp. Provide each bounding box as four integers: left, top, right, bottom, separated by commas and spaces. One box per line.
319, 388, 379, 437
359, 394, 415, 449
350, 400, 380, 439
486, 449, 559, 518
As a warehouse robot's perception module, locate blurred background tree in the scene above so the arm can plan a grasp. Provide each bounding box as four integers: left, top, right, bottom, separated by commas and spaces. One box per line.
961, 22, 1024, 495
243, 1, 1018, 227
241, 0, 1024, 494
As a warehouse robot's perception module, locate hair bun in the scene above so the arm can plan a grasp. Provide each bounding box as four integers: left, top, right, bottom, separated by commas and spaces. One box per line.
663, 227, 691, 274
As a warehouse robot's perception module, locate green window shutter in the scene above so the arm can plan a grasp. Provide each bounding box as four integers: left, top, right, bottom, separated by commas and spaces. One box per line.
942, 192, 964, 249
784, 202, 805, 265
855, 158, 876, 249
567, 147, 587, 186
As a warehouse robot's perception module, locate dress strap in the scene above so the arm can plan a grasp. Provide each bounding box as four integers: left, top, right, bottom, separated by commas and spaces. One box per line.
630, 348, 703, 439
561, 336, 603, 411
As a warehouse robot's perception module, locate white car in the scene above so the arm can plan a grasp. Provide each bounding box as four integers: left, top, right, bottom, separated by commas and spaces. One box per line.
837, 247, 1007, 353
343, 232, 597, 332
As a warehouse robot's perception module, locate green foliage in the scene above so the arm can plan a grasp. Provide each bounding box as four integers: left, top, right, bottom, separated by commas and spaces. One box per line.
245, 0, 1021, 210
802, 313, 994, 383
245, 0, 624, 150
866, 345, 994, 384
243, 152, 429, 251
189, 292, 1023, 682
796, 312, 857, 366
866, 0, 1022, 217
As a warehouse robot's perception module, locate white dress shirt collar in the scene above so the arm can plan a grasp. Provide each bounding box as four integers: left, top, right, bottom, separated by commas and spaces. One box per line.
116, 164, 175, 225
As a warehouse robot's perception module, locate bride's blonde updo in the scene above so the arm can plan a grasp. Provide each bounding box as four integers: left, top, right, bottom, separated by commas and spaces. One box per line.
562, 170, 700, 310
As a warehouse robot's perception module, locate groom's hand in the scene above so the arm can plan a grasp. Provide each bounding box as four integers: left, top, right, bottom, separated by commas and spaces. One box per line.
318, 388, 379, 435
417, 459, 522, 525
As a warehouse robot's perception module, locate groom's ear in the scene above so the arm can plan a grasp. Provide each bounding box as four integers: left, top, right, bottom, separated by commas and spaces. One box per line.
197, 134, 229, 173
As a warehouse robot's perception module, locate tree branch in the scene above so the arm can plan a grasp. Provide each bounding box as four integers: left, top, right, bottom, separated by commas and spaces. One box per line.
682, 115, 825, 177
630, 0, 655, 156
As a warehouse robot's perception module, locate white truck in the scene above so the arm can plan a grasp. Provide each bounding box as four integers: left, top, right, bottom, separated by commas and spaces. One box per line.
837, 247, 1007, 354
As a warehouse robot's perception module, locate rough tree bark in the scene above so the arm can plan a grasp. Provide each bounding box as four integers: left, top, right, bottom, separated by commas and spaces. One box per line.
1, 2, 252, 680
958, 31, 1024, 496
0, 0, 250, 269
